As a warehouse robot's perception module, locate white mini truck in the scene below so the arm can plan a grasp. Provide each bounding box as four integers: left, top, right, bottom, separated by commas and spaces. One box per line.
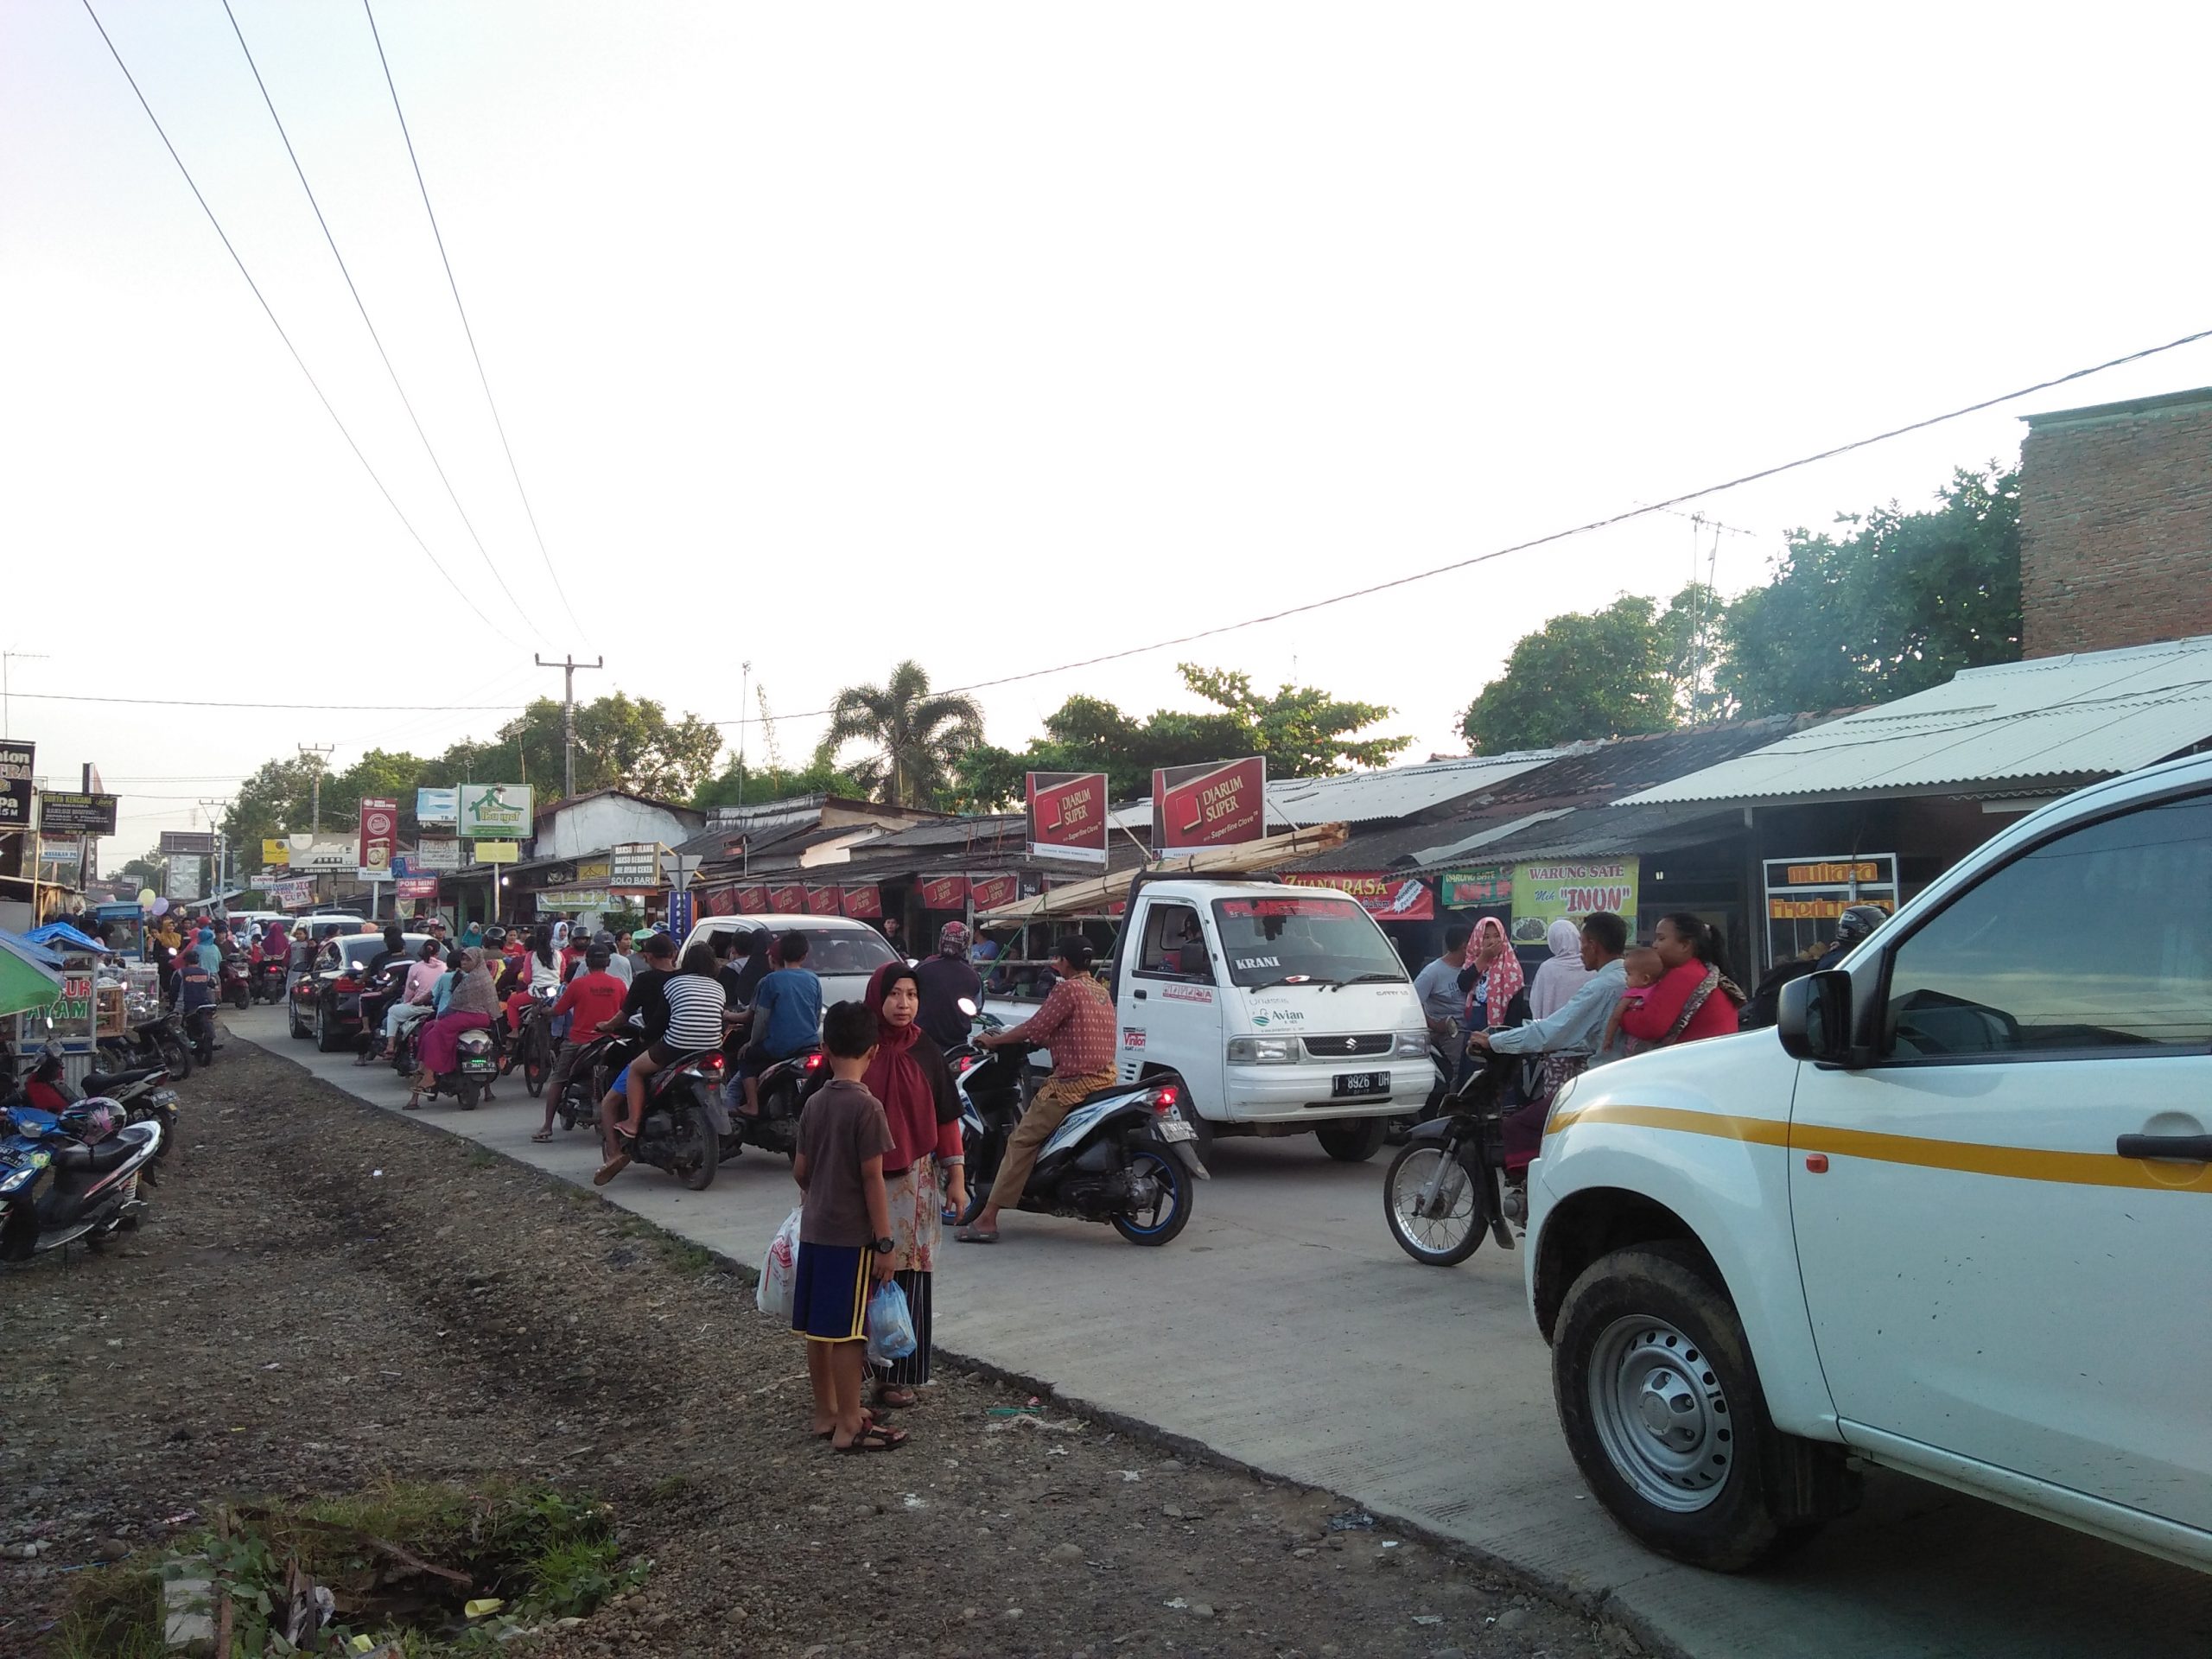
1103, 874, 1432, 1162
1526, 752, 2212, 1573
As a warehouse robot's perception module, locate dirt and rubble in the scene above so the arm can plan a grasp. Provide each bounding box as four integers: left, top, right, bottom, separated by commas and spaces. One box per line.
0, 1039, 1642, 1658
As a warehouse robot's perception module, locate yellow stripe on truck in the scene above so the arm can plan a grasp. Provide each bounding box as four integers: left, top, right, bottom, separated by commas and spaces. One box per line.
1547, 1103, 2212, 1194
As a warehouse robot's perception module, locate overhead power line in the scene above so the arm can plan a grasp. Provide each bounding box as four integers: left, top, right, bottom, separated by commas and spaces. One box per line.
220, 0, 544, 645
362, 0, 591, 650
78, 0, 511, 640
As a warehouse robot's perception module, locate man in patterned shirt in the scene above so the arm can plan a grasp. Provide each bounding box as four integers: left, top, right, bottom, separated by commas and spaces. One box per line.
956, 934, 1116, 1243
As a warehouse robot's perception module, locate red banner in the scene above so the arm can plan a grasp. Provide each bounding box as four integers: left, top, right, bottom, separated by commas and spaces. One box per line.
735, 885, 769, 914
1026, 771, 1108, 864
702, 886, 736, 916
395, 874, 439, 900
767, 883, 806, 914
1279, 869, 1434, 921
804, 885, 842, 915
1153, 758, 1265, 853
970, 873, 1020, 912
918, 874, 969, 910
840, 884, 882, 918
359, 797, 399, 877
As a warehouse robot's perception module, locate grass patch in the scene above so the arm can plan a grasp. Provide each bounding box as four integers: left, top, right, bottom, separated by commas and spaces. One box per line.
60, 1482, 646, 1657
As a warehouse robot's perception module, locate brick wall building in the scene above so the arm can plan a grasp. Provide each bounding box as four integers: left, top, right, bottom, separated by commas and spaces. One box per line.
2018, 385, 2212, 657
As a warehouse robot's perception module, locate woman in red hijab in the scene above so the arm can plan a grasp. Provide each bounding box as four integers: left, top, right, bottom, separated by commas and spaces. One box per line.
860, 962, 966, 1410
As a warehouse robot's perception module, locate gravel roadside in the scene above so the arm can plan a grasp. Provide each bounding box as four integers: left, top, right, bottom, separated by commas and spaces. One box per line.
0, 1043, 1638, 1659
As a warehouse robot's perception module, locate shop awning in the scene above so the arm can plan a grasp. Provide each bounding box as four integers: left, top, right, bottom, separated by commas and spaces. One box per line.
0, 929, 68, 1019
975, 823, 1351, 925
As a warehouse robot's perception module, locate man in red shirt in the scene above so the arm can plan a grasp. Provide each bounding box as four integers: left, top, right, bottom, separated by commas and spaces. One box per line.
955, 934, 1116, 1244
534, 942, 628, 1142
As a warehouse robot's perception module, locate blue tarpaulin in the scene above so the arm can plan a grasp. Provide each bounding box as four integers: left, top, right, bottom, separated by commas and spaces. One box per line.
25, 922, 108, 953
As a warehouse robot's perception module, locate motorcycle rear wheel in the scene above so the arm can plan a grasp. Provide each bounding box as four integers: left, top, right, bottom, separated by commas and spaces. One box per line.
458, 1078, 480, 1111
679, 1114, 720, 1191
1112, 1147, 1191, 1246
159, 1036, 193, 1082
1383, 1141, 1485, 1266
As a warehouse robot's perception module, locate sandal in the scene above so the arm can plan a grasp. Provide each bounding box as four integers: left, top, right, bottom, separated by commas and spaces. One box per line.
953, 1224, 999, 1244
593, 1153, 630, 1185
530, 1129, 554, 1142
813, 1409, 877, 1439
873, 1385, 918, 1409
831, 1423, 907, 1453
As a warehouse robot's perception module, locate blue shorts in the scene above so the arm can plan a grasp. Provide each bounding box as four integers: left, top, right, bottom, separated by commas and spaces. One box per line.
791, 1241, 874, 1344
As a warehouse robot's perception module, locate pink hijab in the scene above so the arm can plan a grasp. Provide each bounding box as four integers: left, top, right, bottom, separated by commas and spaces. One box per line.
1467, 916, 1525, 1029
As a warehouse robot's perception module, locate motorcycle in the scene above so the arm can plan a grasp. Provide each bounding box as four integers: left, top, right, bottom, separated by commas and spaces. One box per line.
416, 1026, 501, 1111
130, 1010, 195, 1081
613, 1047, 726, 1190
219, 954, 252, 1012
717, 1046, 823, 1162
506, 985, 558, 1097
250, 957, 289, 1004
550, 1033, 625, 1133
954, 1040, 1205, 1245
1381, 1047, 1521, 1267
1, 1096, 162, 1260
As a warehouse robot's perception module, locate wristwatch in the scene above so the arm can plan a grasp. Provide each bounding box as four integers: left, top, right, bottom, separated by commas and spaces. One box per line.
873, 1236, 896, 1255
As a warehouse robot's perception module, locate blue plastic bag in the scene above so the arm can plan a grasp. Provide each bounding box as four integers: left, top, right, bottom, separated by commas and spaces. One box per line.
865, 1278, 918, 1364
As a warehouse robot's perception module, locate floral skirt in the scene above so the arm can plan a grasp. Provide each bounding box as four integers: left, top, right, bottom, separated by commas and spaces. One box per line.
876, 1160, 943, 1387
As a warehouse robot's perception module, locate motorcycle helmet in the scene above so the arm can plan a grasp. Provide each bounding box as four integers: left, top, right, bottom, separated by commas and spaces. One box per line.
1833, 904, 1887, 950
937, 921, 971, 958
481, 926, 508, 950
61, 1098, 125, 1145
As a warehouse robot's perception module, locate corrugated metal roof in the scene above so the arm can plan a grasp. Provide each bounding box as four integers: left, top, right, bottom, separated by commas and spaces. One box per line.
1265, 749, 1575, 826
1622, 637, 2212, 806
1406, 804, 1750, 869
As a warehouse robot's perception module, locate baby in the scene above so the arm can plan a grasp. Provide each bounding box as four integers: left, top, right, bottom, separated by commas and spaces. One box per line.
1603, 946, 1666, 1058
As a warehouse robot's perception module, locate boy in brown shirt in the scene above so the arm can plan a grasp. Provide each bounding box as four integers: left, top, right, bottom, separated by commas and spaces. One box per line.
791, 1001, 904, 1451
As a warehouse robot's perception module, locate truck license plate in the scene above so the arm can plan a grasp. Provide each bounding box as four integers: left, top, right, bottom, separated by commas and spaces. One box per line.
1332, 1071, 1388, 1098
1159, 1116, 1197, 1142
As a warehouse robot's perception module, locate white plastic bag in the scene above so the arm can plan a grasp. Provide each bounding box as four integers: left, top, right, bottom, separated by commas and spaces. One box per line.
864, 1278, 918, 1364
757, 1207, 801, 1319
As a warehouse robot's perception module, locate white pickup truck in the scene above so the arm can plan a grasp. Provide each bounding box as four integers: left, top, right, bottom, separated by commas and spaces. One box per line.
1526, 752, 2212, 1573
1103, 874, 1433, 1162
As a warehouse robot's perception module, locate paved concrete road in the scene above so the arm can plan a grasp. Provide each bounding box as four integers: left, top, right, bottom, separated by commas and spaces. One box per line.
224, 1007, 2209, 1658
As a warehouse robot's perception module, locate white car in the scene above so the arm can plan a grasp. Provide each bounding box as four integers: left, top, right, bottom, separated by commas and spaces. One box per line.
1527, 751, 2212, 1573
677, 914, 902, 1012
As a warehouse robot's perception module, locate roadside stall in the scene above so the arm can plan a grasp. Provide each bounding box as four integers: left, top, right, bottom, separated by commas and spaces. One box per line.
0, 929, 68, 1077
16, 922, 105, 1089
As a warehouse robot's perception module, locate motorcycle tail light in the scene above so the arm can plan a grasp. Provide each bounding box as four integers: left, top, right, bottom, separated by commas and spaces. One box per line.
1151, 1084, 1179, 1114
803, 1053, 823, 1072
702, 1054, 725, 1072
957, 1055, 976, 1074
334, 976, 359, 993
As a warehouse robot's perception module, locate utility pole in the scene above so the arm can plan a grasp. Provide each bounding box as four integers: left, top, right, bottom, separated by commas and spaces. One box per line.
200, 798, 229, 903
536, 654, 604, 800
297, 744, 335, 833
737, 660, 751, 806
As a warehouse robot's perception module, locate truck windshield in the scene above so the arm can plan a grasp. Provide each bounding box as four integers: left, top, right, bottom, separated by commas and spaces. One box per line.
1209, 895, 1407, 988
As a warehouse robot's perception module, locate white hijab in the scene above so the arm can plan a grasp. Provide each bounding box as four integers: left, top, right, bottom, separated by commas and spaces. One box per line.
1527, 919, 1594, 1020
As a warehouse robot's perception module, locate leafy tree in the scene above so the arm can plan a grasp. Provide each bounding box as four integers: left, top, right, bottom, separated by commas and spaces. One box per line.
119, 852, 165, 893
1718, 466, 2020, 715
1460, 595, 1680, 753
219, 754, 328, 849
692, 756, 868, 811
440, 695, 724, 802
953, 664, 1410, 809
814, 661, 986, 809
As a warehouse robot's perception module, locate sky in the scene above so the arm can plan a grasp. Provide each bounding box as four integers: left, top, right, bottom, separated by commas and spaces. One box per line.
7, 0, 2212, 868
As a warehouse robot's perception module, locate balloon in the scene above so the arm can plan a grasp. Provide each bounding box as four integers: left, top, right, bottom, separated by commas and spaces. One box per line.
137, 887, 157, 908
152, 898, 170, 916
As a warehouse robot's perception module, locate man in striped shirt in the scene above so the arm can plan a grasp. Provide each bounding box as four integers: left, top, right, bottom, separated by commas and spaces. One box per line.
596, 941, 731, 1185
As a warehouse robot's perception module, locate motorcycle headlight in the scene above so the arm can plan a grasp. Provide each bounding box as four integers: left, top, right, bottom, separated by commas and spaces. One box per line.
0, 1166, 32, 1195
1226, 1036, 1296, 1064
1394, 1031, 1431, 1058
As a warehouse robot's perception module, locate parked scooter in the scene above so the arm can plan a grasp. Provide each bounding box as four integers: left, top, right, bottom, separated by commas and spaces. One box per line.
954, 1040, 1205, 1245
0, 1096, 162, 1260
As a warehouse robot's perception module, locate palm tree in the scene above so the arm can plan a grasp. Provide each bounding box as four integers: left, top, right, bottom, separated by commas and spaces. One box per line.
815, 661, 986, 809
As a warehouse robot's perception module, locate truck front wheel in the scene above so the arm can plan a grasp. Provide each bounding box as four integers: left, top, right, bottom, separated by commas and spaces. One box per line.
1316, 1118, 1386, 1163
1553, 1243, 1821, 1572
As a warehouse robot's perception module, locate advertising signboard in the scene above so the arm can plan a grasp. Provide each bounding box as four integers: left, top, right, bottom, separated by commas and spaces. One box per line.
702, 886, 736, 917
358, 798, 399, 879
411, 838, 462, 871
416, 787, 459, 826
262, 838, 290, 868
1762, 854, 1898, 970
0, 741, 33, 830
804, 885, 842, 916
167, 859, 202, 902
736, 886, 769, 915
266, 877, 317, 909
1509, 858, 1639, 946
609, 842, 664, 893
840, 884, 882, 919
474, 840, 520, 865
664, 890, 695, 941
1026, 771, 1109, 864
457, 783, 532, 840
767, 883, 806, 914
396, 875, 441, 901
160, 830, 214, 857
294, 838, 353, 872
1439, 865, 1512, 910
1153, 757, 1266, 854
538, 887, 612, 912
918, 874, 969, 910
36, 791, 118, 836
1278, 869, 1434, 921
969, 873, 1020, 913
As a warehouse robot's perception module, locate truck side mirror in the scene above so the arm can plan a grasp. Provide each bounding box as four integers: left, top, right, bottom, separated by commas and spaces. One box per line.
1777, 969, 1853, 1065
